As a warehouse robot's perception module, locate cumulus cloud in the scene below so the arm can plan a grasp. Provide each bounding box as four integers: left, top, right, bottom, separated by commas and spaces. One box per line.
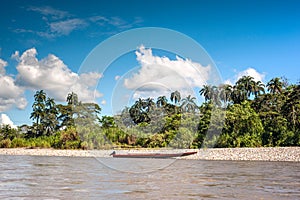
236, 67, 265, 82
225, 67, 265, 85
0, 59, 7, 75
15, 48, 102, 102
0, 114, 17, 128
0, 58, 27, 111
123, 46, 211, 99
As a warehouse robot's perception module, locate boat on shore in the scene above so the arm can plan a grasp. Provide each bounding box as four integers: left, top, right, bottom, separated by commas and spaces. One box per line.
110, 151, 197, 158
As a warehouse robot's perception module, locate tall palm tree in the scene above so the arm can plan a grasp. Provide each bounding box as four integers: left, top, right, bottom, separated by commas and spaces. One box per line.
231, 85, 247, 104
156, 96, 168, 108
235, 76, 256, 98
253, 81, 265, 98
180, 95, 198, 113
282, 84, 300, 131
199, 85, 213, 102
30, 90, 46, 126
67, 92, 79, 106
43, 97, 58, 135
218, 84, 232, 104
267, 77, 283, 94
170, 90, 181, 104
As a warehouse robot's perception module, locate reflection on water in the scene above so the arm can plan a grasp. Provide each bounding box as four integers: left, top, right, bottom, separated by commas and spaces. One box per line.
0, 155, 299, 199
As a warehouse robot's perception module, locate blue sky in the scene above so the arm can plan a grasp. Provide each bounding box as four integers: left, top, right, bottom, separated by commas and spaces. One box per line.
0, 0, 299, 126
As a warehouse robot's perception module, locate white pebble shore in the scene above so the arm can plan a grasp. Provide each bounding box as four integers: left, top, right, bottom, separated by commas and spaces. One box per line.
0, 147, 299, 162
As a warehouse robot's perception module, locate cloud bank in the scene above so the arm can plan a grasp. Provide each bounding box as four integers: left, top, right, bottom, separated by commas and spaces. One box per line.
0, 58, 27, 111
123, 46, 211, 99
0, 48, 102, 112
225, 67, 265, 85
0, 113, 17, 128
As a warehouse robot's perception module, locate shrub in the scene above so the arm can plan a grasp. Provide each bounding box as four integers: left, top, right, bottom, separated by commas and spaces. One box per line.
11, 138, 29, 148
60, 127, 81, 149
0, 139, 11, 148
64, 140, 81, 149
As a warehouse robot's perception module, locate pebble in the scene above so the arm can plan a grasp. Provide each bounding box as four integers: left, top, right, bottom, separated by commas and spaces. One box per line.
0, 147, 299, 162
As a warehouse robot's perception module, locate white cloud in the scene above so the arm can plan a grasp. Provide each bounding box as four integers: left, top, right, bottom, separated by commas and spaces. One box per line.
0, 59, 7, 75
27, 6, 70, 20
237, 67, 265, 82
0, 113, 17, 128
0, 58, 27, 111
101, 100, 107, 105
15, 48, 102, 102
224, 67, 265, 86
49, 19, 88, 36
123, 46, 211, 99
114, 75, 121, 81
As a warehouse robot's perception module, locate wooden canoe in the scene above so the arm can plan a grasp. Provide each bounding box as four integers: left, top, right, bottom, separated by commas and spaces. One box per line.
110, 151, 197, 158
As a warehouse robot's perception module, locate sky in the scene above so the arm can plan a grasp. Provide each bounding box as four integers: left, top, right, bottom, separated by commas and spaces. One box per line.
0, 0, 299, 126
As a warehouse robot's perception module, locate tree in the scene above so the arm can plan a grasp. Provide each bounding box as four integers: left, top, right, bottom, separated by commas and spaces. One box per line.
218, 84, 232, 105
180, 95, 198, 113
30, 90, 46, 125
234, 76, 256, 99
253, 81, 265, 98
42, 97, 58, 135
218, 101, 263, 147
170, 91, 181, 104
199, 85, 221, 106
282, 84, 300, 132
129, 98, 155, 124
156, 96, 168, 108
30, 90, 46, 136
199, 85, 213, 102
267, 77, 283, 94
67, 92, 79, 106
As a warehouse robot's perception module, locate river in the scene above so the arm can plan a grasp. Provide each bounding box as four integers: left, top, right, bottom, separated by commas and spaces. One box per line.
0, 155, 299, 199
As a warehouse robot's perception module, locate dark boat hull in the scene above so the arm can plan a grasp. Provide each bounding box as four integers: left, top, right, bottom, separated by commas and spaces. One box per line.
112, 151, 197, 158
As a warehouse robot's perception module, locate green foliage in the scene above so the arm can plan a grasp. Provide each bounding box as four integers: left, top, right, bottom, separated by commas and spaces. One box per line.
27, 137, 51, 148
0, 139, 11, 148
60, 127, 81, 149
0, 125, 18, 140
2, 77, 299, 149
11, 138, 29, 148
217, 101, 263, 147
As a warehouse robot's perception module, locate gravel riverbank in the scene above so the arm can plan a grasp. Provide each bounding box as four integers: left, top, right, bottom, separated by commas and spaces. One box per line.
0, 147, 299, 162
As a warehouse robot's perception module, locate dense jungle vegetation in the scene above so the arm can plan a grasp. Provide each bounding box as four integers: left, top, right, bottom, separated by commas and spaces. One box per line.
0, 76, 299, 149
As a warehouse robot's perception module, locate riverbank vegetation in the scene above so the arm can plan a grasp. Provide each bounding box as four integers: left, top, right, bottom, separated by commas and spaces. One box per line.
0, 76, 299, 149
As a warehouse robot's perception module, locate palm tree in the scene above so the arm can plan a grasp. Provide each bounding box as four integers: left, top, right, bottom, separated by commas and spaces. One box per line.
30, 90, 46, 125
253, 81, 265, 98
231, 85, 247, 104
235, 76, 256, 98
43, 97, 58, 135
180, 95, 198, 113
156, 96, 168, 108
200, 85, 221, 106
30, 90, 47, 136
267, 77, 283, 94
170, 91, 181, 104
218, 84, 232, 104
67, 92, 79, 106
282, 84, 300, 131
199, 85, 213, 102
129, 98, 155, 124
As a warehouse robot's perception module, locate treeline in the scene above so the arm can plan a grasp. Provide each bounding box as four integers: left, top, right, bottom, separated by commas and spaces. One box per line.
0, 76, 299, 149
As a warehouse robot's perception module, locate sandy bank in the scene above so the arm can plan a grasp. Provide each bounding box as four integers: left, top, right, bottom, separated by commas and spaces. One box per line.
0, 147, 299, 162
